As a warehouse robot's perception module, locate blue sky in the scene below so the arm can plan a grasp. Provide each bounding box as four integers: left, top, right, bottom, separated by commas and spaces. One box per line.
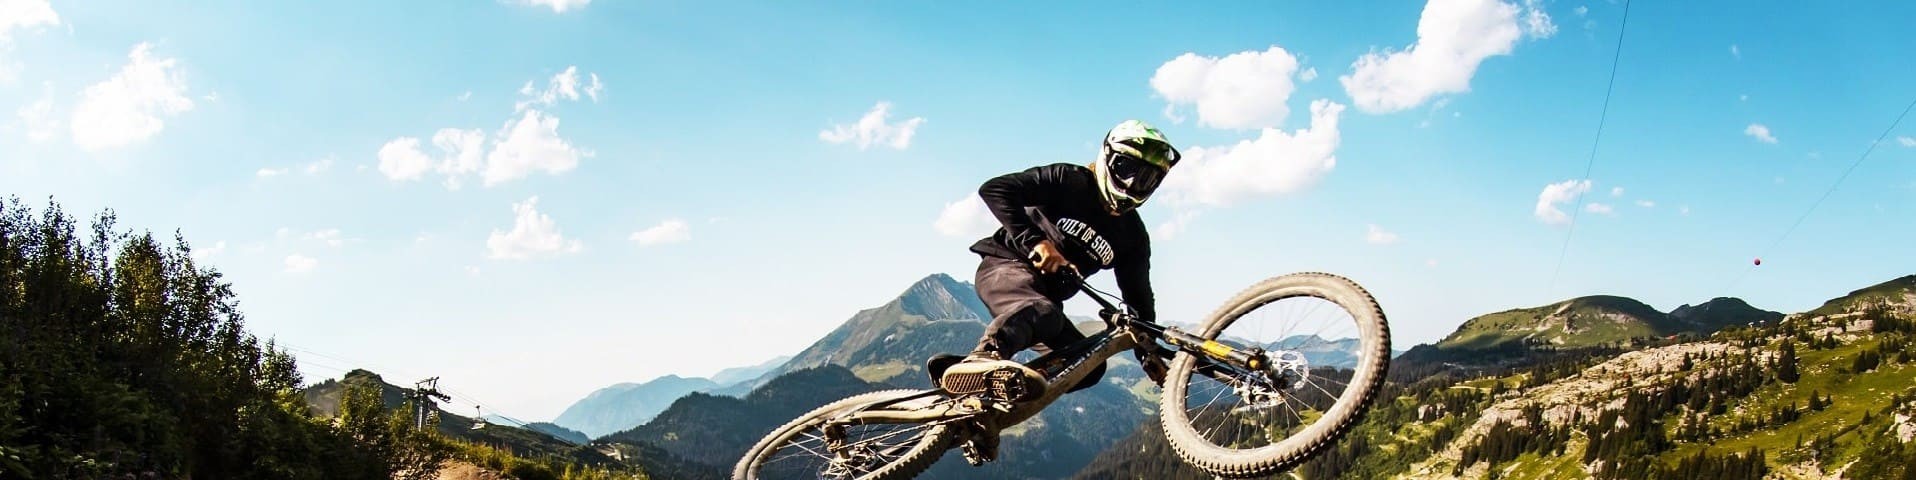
3, 0, 1913, 420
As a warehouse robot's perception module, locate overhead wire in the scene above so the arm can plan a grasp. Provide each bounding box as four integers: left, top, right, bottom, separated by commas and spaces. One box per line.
1547, 0, 1633, 295
1725, 97, 1916, 290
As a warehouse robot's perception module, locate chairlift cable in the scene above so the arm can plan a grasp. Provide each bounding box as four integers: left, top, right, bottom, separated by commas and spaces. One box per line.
1726, 97, 1916, 290
1547, 0, 1633, 296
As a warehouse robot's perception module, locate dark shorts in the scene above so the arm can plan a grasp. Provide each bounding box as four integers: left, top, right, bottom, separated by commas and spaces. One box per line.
974, 255, 1084, 355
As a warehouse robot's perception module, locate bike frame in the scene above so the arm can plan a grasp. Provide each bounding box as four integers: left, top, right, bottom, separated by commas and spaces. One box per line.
830, 278, 1272, 432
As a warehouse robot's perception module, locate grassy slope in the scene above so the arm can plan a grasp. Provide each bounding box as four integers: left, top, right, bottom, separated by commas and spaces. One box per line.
1438, 296, 1669, 351
1667, 335, 1916, 475
1806, 275, 1916, 316
1433, 316, 1915, 479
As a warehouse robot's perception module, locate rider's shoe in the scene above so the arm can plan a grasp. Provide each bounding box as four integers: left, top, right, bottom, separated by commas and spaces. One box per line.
939, 350, 1046, 402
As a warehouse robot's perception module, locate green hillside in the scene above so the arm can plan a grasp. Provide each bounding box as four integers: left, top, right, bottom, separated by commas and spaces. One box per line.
1806, 274, 1916, 316
1437, 295, 1672, 350
1077, 275, 1916, 479
303, 369, 615, 465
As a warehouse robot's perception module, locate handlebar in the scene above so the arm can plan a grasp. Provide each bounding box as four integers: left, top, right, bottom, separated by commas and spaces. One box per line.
1025, 250, 1137, 327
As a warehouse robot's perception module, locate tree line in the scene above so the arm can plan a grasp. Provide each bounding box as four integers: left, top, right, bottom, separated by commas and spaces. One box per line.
0, 198, 638, 479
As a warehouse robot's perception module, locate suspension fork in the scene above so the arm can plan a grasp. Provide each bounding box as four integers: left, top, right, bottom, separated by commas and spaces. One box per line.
1066, 276, 1271, 377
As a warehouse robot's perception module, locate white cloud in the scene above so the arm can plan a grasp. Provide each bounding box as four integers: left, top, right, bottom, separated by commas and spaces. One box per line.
465, 265, 481, 276
1896, 136, 1915, 147
1299, 67, 1319, 83
629, 219, 691, 246
1365, 224, 1400, 245
1744, 123, 1777, 144
485, 110, 583, 186
15, 83, 56, 141
1534, 179, 1591, 225
191, 240, 226, 261
305, 229, 344, 248
1573, 5, 1588, 16
1158, 99, 1344, 206
1150, 46, 1301, 129
1679, 205, 1691, 216
70, 43, 194, 151
381, 68, 594, 188
515, 66, 602, 111
1426, 258, 1439, 267
1160, 103, 1186, 124
487, 196, 582, 260
1521, 0, 1557, 38
1585, 202, 1614, 215
259, 158, 334, 178
1635, 199, 1655, 208
376, 137, 435, 181
303, 157, 333, 175
1729, 44, 1741, 59
932, 195, 998, 238
457, 91, 473, 102
819, 102, 925, 150
511, 0, 589, 13
1610, 186, 1623, 197
1340, 0, 1551, 114
433, 127, 485, 188
1155, 210, 1202, 239
284, 254, 318, 273
0, 0, 59, 44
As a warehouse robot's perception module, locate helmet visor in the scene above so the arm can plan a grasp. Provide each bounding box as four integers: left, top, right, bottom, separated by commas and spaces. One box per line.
1107, 153, 1167, 200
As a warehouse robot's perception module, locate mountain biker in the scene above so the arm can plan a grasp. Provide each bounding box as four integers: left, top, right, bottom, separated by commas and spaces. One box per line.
937, 120, 1178, 401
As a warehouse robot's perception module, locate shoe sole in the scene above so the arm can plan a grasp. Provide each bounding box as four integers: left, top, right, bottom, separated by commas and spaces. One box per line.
941, 365, 1046, 402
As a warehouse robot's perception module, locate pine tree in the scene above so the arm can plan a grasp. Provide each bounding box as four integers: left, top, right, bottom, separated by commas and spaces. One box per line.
1776, 340, 1800, 383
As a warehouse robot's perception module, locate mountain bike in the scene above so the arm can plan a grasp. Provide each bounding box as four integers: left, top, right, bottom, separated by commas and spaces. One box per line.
733, 271, 1390, 479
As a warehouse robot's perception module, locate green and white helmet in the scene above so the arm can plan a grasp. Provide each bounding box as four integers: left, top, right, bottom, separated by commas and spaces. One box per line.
1094, 120, 1180, 214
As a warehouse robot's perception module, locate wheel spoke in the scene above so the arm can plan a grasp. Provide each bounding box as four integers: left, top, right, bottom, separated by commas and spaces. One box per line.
1170, 287, 1380, 456
747, 393, 955, 480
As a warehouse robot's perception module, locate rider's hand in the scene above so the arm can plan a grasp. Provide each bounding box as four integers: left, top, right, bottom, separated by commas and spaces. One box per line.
1030, 240, 1073, 274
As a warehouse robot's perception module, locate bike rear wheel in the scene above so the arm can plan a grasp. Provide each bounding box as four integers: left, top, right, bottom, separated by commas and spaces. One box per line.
733, 390, 958, 480
1159, 272, 1390, 478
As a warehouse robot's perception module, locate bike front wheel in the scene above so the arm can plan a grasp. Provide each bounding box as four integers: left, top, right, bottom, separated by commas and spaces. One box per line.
1159, 272, 1391, 478
733, 389, 958, 480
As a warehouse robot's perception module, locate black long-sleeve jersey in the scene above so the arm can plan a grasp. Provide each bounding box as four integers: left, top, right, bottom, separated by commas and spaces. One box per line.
968, 163, 1157, 323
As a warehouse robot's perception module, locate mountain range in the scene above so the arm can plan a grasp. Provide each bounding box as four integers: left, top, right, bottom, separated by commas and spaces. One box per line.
550, 355, 791, 439
463, 271, 1915, 479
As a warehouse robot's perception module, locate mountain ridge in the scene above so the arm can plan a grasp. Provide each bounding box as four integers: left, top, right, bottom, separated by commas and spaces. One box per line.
1077, 273, 1916, 479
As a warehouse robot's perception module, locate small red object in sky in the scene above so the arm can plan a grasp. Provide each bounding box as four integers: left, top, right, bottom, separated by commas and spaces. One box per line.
1754, 257, 1762, 266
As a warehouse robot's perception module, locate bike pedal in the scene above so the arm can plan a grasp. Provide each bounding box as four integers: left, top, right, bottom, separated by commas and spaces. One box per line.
984, 368, 1032, 402
961, 444, 988, 466
960, 435, 1000, 466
